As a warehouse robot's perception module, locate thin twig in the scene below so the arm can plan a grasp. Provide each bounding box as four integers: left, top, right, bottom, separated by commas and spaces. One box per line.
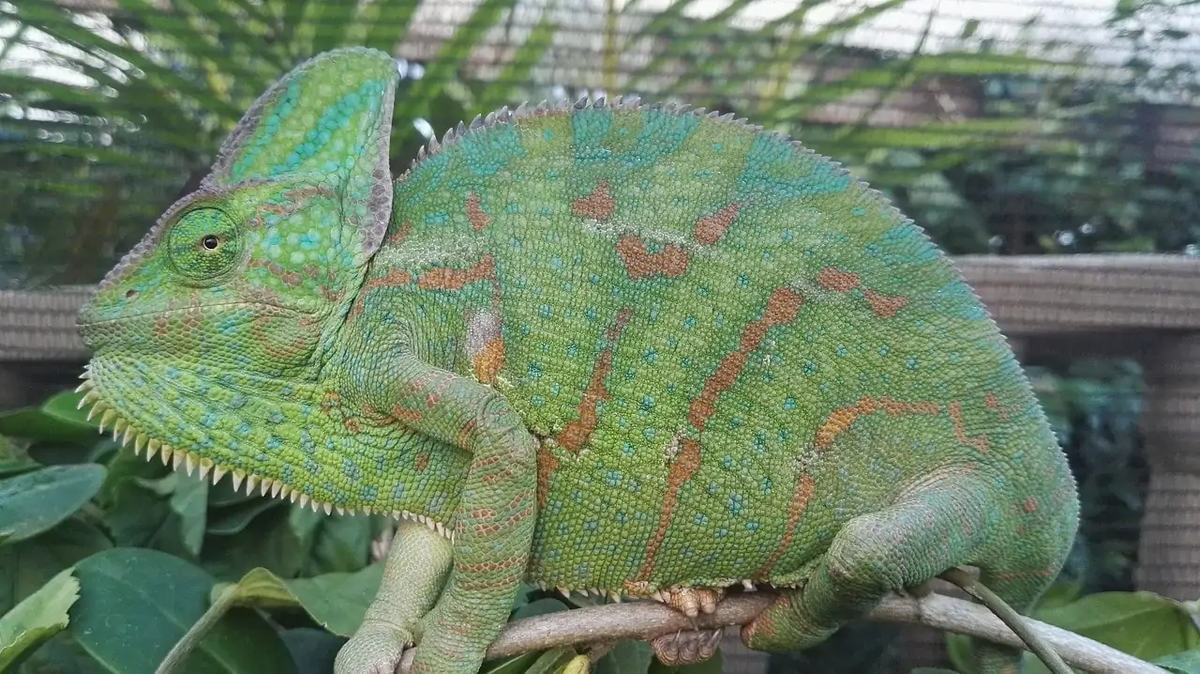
939, 567, 1073, 674
391, 590, 1167, 674
156, 585, 238, 674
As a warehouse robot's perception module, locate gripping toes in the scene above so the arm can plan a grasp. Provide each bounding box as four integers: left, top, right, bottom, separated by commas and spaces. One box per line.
335, 623, 412, 674
651, 628, 725, 666
653, 587, 726, 617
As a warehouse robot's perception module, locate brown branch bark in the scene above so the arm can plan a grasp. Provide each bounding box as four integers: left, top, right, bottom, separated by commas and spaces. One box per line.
395, 590, 1167, 674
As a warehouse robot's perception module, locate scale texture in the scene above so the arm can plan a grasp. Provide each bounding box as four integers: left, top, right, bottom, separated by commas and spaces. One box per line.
76, 47, 1080, 674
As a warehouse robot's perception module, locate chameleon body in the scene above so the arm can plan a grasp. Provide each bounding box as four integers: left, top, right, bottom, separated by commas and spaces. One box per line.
77, 48, 1079, 674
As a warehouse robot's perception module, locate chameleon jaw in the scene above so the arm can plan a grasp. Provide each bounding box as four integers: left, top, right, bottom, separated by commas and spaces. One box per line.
73, 367, 454, 540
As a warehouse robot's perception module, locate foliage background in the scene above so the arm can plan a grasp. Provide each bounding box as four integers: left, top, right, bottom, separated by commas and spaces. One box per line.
0, 0, 1198, 671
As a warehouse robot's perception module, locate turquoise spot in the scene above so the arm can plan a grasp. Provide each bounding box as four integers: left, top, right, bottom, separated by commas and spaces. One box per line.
803, 360, 818, 374
728, 494, 744, 515
459, 123, 525, 175
266, 435, 283, 450
906, 356, 919, 369
571, 108, 613, 163
879, 345, 890, 356
852, 206, 867, 216
424, 212, 448, 225
694, 513, 709, 526
722, 454, 734, 468
782, 397, 797, 411
543, 129, 554, 140
623, 108, 700, 168
527, 362, 543, 380
621, 442, 635, 457
605, 470, 622, 487
737, 273, 750, 287
738, 133, 852, 199
643, 427, 657, 440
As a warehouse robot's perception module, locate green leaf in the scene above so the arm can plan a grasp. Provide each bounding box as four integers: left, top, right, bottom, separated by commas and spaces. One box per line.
1157, 648, 1200, 674
304, 508, 374, 570
361, 0, 420, 52
394, 0, 522, 122
0, 435, 17, 462
0, 407, 98, 446
279, 628, 345, 674
207, 498, 285, 536
199, 506, 308, 580
0, 518, 112, 617
211, 564, 385, 637
0, 568, 80, 670
595, 641, 653, 674
1029, 591, 1200, 669
0, 434, 39, 477
0, 460, 39, 478
168, 471, 210, 557
477, 14, 557, 112
39, 391, 100, 430
70, 547, 294, 673
0, 465, 106, 546
959, 19, 980, 39
10, 631, 109, 674
511, 597, 573, 621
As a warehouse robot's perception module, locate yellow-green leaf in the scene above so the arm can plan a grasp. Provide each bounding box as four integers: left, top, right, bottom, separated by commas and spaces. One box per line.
0, 567, 80, 670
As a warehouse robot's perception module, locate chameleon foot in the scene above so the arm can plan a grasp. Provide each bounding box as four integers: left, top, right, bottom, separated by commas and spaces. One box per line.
652, 587, 726, 618
333, 622, 411, 674
651, 628, 724, 666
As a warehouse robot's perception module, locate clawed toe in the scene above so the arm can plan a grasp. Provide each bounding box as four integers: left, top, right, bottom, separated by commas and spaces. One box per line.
653, 587, 726, 618
334, 624, 410, 674
651, 628, 724, 666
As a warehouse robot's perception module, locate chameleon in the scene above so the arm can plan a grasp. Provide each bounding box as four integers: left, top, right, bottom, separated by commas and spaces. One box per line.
75, 47, 1079, 674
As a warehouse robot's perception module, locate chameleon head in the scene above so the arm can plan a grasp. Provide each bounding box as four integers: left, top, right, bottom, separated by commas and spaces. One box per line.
75, 48, 403, 504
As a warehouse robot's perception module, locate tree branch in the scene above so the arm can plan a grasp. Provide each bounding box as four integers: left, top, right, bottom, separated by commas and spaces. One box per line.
394, 590, 1167, 674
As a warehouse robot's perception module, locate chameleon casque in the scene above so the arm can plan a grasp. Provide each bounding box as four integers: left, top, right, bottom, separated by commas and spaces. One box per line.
76, 47, 1079, 674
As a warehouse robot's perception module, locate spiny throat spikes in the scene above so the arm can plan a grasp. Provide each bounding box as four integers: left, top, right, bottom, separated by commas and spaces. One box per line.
73, 365, 454, 541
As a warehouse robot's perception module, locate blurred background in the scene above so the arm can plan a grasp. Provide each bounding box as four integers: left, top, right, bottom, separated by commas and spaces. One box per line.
0, 0, 1198, 672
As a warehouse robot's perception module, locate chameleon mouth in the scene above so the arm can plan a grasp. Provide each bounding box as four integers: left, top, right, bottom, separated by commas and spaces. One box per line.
73, 365, 453, 540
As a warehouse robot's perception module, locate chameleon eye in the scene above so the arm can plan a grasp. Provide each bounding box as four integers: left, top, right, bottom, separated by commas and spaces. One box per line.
167, 208, 242, 282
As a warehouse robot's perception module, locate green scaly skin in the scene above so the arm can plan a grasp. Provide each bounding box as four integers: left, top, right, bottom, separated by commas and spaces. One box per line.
77, 47, 1079, 674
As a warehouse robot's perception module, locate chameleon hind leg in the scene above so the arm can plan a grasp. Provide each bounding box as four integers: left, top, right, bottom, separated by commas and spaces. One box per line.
336, 520, 453, 674
740, 469, 1063, 674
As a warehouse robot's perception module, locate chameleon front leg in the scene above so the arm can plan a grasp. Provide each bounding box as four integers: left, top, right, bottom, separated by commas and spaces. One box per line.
362, 350, 538, 674
336, 520, 453, 674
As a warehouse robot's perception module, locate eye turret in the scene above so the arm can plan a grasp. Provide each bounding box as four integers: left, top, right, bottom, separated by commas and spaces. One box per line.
167, 208, 242, 281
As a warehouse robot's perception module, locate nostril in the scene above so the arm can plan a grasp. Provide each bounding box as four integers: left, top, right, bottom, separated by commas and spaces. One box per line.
125, 289, 137, 300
